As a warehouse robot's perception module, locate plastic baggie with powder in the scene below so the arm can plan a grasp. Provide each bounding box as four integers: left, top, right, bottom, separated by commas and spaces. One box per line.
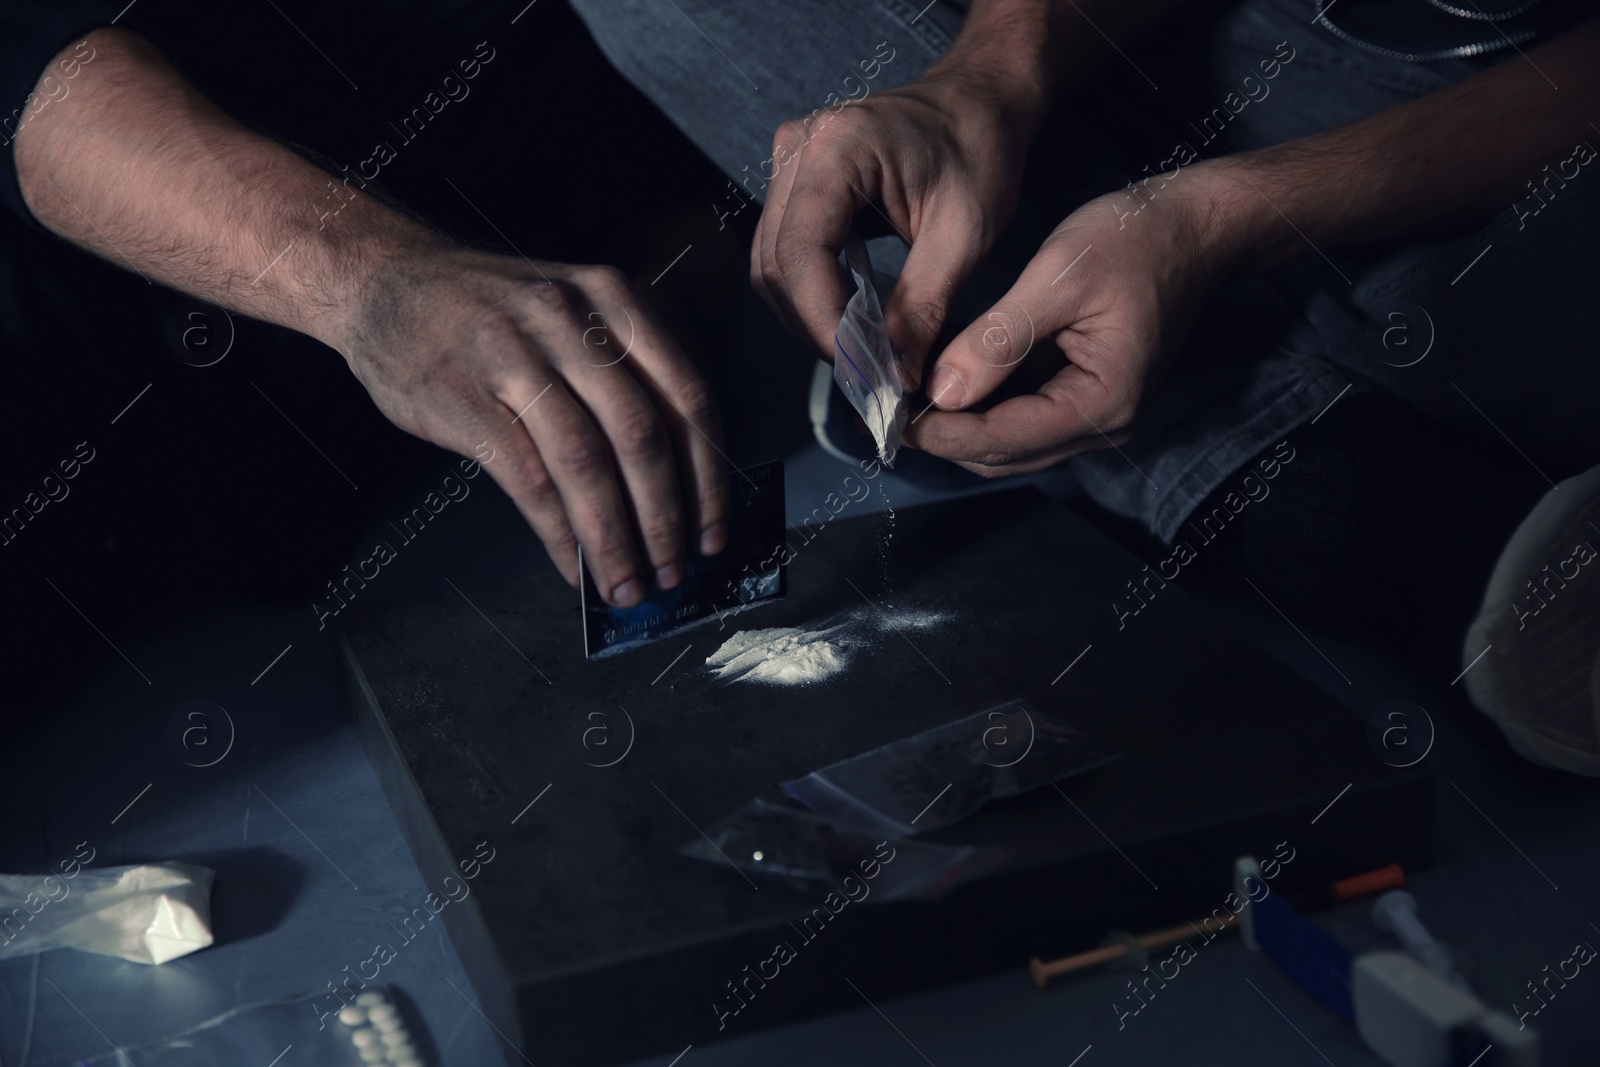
834, 236, 909, 466
0, 861, 213, 965
781, 701, 1123, 838
679, 799, 1006, 902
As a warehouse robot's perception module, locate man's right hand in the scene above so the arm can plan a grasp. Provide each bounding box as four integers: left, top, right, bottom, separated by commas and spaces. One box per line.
15, 28, 727, 608
340, 243, 729, 606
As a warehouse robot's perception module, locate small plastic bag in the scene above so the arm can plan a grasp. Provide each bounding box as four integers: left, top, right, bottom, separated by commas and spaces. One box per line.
0, 862, 213, 965
834, 236, 909, 466
79, 985, 431, 1066
679, 799, 1005, 902
781, 701, 1122, 838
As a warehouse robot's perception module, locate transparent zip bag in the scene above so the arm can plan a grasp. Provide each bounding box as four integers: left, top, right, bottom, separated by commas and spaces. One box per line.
679, 798, 1005, 901
833, 235, 910, 466
781, 701, 1122, 838
0, 862, 213, 965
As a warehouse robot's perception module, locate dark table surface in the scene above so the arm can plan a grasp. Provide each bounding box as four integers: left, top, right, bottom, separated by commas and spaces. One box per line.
4, 441, 1598, 1067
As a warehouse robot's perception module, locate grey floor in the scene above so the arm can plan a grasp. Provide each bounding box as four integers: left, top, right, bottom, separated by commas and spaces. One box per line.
3, 431, 1598, 1067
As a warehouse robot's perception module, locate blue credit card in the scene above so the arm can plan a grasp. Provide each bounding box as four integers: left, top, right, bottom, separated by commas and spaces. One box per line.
579, 460, 788, 659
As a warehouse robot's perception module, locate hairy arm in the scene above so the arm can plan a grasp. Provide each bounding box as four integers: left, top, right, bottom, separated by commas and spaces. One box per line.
905, 16, 1600, 474
13, 27, 435, 350
926, 0, 1191, 133
13, 26, 731, 606
1211, 17, 1600, 271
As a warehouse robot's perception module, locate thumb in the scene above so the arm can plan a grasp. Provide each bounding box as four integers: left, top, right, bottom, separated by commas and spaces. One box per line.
881, 206, 983, 390
926, 275, 1057, 412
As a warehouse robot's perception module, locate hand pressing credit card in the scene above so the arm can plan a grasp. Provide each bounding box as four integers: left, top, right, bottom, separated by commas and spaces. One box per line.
579, 460, 787, 659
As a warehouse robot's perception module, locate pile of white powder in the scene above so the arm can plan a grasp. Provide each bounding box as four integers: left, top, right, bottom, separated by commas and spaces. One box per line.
706, 626, 849, 685
705, 608, 950, 687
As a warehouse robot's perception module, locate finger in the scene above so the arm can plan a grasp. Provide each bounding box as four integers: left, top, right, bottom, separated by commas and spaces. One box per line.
772, 153, 869, 356
508, 364, 646, 609
903, 363, 1117, 467
606, 290, 732, 557
752, 125, 812, 344
559, 302, 691, 592
882, 201, 985, 389
924, 245, 1087, 412
480, 405, 583, 587
947, 432, 1124, 479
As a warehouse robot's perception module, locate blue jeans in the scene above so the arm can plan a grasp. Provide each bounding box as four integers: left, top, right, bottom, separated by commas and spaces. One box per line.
569, 0, 1600, 542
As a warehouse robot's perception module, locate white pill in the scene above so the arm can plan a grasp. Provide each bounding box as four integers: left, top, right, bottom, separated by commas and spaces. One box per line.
356, 992, 387, 1007
368, 1005, 399, 1026
384, 1042, 417, 1061
339, 1005, 368, 1027
380, 1028, 412, 1046
351, 1029, 379, 1048
359, 1044, 387, 1063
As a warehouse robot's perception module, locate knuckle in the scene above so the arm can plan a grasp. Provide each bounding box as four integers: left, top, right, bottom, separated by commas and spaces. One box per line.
1105, 397, 1139, 433
639, 514, 683, 552
612, 406, 667, 459
772, 228, 803, 274
551, 428, 612, 478
773, 119, 805, 152
507, 451, 557, 501
672, 378, 718, 430
699, 484, 728, 524
900, 298, 948, 340
580, 263, 632, 298
521, 279, 583, 320
542, 528, 579, 563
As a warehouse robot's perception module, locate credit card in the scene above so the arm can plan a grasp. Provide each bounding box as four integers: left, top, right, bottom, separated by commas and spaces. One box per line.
580, 460, 787, 659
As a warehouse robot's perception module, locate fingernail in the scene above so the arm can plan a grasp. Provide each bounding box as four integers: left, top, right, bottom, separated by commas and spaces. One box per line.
655, 562, 683, 590
700, 523, 727, 555
611, 577, 645, 607
929, 366, 967, 409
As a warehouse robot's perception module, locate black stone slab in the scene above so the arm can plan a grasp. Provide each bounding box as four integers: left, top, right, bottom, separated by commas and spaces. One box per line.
341, 487, 1433, 1066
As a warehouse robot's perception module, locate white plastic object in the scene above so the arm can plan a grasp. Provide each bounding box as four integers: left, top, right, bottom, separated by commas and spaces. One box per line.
1353, 951, 1539, 1067
1372, 891, 1469, 989
0, 862, 214, 965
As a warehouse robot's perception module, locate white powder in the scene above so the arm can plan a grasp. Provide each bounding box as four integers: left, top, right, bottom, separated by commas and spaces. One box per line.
861, 382, 906, 464
707, 625, 849, 686
874, 608, 949, 631
706, 607, 949, 687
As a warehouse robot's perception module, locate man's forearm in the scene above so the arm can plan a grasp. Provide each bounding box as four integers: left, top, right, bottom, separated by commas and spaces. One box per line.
926, 0, 1189, 133
13, 27, 434, 352
1209, 16, 1600, 271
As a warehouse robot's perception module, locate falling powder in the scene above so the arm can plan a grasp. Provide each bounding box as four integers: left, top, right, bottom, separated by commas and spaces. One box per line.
706, 626, 850, 686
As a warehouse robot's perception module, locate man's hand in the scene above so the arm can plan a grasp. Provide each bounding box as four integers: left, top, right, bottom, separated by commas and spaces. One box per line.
14, 28, 727, 606
342, 246, 728, 604
904, 165, 1241, 474
753, 48, 1050, 383
750, 0, 1190, 381
907, 13, 1600, 476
